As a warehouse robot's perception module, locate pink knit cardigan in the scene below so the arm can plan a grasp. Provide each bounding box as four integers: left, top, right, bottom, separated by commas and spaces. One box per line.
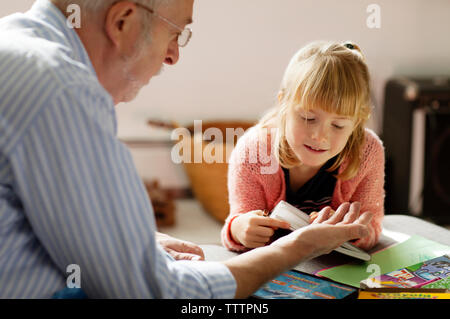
221, 126, 385, 252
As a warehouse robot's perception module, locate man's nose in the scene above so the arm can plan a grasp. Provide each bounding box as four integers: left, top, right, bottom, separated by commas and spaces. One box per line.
164, 40, 179, 65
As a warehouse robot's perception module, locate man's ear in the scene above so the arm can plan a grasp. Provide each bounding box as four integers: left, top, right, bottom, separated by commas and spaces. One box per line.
104, 2, 139, 48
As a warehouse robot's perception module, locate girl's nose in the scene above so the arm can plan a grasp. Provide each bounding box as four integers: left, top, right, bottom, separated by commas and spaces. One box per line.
311, 124, 329, 142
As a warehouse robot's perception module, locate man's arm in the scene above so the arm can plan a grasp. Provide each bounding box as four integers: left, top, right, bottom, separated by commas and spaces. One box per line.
223, 203, 372, 298
12, 84, 235, 298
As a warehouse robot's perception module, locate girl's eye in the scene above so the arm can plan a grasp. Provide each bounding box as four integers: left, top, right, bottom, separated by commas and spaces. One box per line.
333, 124, 344, 129
301, 116, 315, 122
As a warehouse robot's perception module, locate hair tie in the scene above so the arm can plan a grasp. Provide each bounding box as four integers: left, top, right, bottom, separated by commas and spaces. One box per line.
344, 43, 355, 50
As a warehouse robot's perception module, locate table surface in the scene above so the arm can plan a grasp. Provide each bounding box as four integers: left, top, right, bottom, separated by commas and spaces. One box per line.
201, 214, 450, 274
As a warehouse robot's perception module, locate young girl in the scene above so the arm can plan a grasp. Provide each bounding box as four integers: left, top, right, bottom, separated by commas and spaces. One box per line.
221, 41, 385, 252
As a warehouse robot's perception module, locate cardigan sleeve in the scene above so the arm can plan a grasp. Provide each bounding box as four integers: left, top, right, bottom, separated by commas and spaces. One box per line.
349, 130, 385, 250
221, 130, 272, 252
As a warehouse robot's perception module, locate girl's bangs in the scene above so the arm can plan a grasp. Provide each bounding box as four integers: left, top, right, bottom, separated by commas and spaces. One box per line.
292, 56, 368, 120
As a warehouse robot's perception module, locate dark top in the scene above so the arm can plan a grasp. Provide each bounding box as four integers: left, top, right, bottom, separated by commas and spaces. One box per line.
283, 156, 339, 215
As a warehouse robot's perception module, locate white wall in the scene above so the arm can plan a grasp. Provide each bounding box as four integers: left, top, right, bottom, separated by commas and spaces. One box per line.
2, 0, 450, 188
116, 0, 450, 138
0, 1, 35, 15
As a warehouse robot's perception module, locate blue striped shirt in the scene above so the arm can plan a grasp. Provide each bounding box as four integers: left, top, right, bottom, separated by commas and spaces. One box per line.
0, 0, 236, 298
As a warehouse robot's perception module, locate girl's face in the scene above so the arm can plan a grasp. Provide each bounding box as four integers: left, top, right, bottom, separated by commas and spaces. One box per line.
285, 106, 356, 169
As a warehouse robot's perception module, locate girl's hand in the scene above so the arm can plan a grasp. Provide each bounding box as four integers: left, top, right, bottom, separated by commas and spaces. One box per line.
230, 210, 291, 248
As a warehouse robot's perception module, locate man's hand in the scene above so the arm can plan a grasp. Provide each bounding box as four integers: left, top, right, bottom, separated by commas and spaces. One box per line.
156, 232, 205, 261
223, 202, 372, 298
230, 210, 291, 248
311, 202, 362, 225
271, 202, 372, 260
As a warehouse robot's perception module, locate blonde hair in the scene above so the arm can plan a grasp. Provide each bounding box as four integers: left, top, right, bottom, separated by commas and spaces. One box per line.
259, 41, 372, 180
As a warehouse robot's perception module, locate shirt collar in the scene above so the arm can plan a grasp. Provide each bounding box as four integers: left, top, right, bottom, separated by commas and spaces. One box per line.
28, 0, 96, 76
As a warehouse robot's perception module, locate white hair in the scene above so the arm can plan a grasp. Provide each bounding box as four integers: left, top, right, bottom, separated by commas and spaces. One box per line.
51, 0, 173, 43
51, 0, 171, 14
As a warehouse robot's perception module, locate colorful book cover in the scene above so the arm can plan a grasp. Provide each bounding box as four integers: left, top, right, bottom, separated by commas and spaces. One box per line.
422, 276, 450, 289
253, 270, 357, 299
361, 254, 450, 289
358, 290, 450, 299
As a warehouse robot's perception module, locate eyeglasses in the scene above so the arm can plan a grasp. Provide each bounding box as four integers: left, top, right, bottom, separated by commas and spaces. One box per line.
134, 3, 192, 47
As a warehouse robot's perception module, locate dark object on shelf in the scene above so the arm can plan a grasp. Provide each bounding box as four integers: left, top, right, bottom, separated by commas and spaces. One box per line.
382, 77, 450, 224
144, 180, 176, 227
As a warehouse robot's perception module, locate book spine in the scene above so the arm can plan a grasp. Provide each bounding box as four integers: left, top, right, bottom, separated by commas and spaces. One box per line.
413, 277, 441, 288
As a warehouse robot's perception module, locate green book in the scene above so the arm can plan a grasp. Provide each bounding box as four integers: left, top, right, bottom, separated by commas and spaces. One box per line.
315, 235, 450, 288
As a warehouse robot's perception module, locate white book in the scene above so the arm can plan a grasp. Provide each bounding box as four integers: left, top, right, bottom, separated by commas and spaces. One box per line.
270, 200, 371, 262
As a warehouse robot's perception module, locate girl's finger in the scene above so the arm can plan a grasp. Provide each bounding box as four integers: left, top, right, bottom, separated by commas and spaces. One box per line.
258, 217, 291, 229
309, 211, 319, 223
252, 225, 275, 237
250, 210, 266, 216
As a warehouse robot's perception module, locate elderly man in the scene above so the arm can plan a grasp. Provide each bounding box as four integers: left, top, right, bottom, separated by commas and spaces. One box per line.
0, 0, 372, 298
